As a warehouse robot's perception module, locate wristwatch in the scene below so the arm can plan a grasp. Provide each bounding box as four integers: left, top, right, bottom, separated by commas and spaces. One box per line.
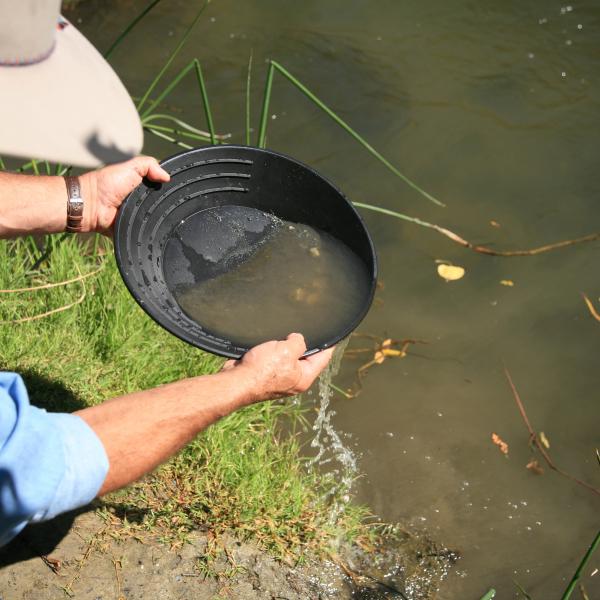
64, 176, 84, 233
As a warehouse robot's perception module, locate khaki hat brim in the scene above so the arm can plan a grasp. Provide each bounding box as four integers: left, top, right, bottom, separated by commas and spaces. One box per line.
0, 18, 143, 168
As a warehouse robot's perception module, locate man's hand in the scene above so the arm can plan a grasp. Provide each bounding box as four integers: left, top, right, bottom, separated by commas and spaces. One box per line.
78, 333, 334, 496
81, 156, 170, 236
221, 333, 335, 402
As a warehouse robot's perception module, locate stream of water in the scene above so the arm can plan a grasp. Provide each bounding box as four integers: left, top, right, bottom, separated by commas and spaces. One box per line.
310, 338, 357, 523
74, 1, 600, 596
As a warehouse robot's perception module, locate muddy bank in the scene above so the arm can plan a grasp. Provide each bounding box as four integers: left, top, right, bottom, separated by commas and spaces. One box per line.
0, 510, 455, 599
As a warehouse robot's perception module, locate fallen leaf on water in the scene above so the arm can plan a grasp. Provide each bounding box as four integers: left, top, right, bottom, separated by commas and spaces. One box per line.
437, 264, 465, 282
539, 431, 550, 449
526, 459, 544, 475
582, 293, 600, 323
491, 432, 509, 455
500, 280, 514, 287
382, 348, 406, 358
490, 220, 501, 228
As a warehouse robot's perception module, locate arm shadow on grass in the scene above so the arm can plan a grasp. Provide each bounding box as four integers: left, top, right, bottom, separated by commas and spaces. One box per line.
20, 367, 88, 413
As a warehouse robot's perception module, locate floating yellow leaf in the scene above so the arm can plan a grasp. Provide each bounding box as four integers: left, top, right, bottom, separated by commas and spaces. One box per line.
500, 280, 514, 287
491, 432, 509, 455
382, 348, 406, 358
437, 264, 465, 282
539, 431, 550, 449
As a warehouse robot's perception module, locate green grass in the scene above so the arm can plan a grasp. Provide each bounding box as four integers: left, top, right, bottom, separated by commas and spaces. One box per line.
0, 235, 370, 559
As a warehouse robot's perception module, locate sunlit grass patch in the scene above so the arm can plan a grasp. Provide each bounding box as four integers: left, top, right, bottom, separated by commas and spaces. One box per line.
0, 235, 370, 559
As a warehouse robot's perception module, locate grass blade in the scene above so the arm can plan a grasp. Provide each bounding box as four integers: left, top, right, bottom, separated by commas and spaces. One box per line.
479, 590, 496, 600
104, 0, 163, 60
144, 123, 212, 143
144, 127, 193, 150
137, 1, 209, 113
0, 157, 5, 170
267, 60, 444, 207
141, 61, 196, 120
353, 201, 439, 231
193, 59, 216, 145
560, 530, 600, 600
143, 113, 229, 140
245, 50, 253, 146
257, 61, 275, 148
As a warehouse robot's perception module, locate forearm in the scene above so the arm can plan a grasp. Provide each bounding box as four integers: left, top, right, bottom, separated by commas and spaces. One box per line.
0, 171, 96, 238
75, 368, 255, 496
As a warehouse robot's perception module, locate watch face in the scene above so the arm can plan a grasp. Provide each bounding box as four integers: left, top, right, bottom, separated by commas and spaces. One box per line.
69, 198, 84, 216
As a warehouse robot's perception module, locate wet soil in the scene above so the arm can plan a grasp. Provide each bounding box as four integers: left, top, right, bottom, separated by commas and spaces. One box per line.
0, 510, 455, 599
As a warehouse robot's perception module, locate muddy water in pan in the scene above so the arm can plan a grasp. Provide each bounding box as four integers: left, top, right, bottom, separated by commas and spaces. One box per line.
168, 212, 371, 349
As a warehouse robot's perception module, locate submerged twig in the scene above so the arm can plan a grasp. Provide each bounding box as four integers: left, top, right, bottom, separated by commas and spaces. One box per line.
504, 368, 600, 497
355, 202, 600, 257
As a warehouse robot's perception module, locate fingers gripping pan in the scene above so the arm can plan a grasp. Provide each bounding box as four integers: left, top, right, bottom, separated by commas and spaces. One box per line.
114, 145, 377, 359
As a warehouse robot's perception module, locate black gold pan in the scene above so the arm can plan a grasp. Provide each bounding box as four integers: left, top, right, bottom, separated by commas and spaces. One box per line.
114, 145, 377, 359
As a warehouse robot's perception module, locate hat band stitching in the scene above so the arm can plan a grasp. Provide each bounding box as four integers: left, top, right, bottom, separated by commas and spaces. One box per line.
0, 40, 56, 66
0, 19, 67, 67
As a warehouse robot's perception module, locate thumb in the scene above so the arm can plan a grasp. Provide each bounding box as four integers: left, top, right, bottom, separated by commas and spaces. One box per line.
130, 156, 170, 183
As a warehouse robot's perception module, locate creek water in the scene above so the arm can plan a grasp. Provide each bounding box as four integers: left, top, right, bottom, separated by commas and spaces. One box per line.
74, 1, 599, 596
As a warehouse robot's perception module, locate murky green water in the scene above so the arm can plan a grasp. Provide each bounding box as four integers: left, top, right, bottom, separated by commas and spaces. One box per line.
75, 1, 599, 596
168, 212, 370, 348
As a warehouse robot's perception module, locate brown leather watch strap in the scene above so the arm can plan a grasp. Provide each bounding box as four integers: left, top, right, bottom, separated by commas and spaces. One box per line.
64, 176, 84, 233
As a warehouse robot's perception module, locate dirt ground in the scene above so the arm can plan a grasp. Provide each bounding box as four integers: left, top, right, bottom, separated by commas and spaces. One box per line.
0, 509, 455, 599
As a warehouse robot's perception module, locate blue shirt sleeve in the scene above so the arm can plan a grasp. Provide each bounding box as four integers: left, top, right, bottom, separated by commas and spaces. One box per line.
0, 372, 109, 547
